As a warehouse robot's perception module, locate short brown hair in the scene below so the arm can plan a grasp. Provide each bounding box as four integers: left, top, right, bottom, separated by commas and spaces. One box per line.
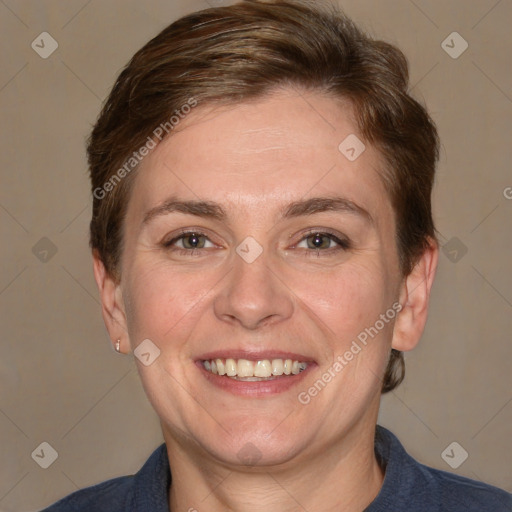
87, 0, 439, 393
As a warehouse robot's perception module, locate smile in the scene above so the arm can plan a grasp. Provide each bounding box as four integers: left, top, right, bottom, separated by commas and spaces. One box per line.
202, 358, 308, 380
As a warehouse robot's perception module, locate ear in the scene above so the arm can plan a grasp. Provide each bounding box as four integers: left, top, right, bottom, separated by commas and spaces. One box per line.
392, 238, 439, 352
92, 251, 130, 353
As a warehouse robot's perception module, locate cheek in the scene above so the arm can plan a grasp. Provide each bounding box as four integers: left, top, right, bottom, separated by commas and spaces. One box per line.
122, 259, 218, 344
288, 261, 393, 349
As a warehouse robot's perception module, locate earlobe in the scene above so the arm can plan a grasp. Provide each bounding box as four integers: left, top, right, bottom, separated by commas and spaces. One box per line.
92, 252, 129, 353
391, 239, 439, 352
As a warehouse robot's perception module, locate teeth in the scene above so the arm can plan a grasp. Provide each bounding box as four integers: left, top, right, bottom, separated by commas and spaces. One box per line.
272, 359, 284, 375
237, 359, 254, 378
254, 360, 272, 378
225, 358, 237, 376
202, 358, 308, 378
216, 359, 225, 376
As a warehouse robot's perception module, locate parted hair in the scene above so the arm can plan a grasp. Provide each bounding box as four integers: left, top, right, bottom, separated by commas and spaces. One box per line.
87, 0, 439, 393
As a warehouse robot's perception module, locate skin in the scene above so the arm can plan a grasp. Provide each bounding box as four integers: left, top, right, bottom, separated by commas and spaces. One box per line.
93, 88, 438, 511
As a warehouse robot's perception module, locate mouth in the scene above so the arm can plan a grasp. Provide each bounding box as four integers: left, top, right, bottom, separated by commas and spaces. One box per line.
202, 357, 308, 381
196, 352, 315, 396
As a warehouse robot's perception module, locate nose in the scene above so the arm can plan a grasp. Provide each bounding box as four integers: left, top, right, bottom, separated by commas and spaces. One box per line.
213, 248, 294, 330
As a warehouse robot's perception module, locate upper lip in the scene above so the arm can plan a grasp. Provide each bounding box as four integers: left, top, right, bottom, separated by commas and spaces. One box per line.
196, 349, 316, 363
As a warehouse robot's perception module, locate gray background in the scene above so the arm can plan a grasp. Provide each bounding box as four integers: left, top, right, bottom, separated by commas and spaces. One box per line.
1, 0, 511, 510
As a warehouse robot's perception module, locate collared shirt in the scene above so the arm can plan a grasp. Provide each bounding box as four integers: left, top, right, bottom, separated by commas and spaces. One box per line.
41, 425, 512, 511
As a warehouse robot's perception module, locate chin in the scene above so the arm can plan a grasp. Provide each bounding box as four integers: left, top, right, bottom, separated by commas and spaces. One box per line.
190, 415, 309, 468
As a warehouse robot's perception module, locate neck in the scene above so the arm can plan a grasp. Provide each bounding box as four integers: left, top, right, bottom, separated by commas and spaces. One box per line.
164, 416, 384, 512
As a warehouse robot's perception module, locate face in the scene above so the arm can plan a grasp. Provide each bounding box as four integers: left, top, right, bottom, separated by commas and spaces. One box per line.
111, 89, 407, 467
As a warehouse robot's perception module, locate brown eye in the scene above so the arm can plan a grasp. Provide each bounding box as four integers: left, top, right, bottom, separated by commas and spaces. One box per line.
181, 233, 206, 249
163, 231, 214, 251
296, 231, 350, 252
306, 233, 332, 249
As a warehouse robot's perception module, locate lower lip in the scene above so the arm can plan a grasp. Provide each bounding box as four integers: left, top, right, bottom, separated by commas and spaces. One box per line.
196, 361, 316, 397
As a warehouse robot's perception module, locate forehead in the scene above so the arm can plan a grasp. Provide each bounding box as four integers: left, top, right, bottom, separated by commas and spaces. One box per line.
130, 89, 392, 227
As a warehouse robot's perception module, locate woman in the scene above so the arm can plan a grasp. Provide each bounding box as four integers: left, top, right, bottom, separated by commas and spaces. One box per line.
43, 0, 512, 510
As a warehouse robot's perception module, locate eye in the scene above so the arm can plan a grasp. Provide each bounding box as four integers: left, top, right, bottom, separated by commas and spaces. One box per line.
163, 231, 215, 251
295, 231, 351, 252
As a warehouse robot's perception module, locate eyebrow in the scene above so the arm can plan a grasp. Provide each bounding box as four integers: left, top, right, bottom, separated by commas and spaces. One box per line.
143, 196, 373, 225
282, 196, 373, 225
143, 197, 226, 224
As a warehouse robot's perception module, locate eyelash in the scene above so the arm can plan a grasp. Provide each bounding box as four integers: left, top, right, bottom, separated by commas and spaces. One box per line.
162, 229, 351, 257
296, 229, 351, 256
162, 229, 214, 257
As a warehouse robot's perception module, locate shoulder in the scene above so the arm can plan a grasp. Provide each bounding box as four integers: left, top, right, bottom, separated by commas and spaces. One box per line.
422, 464, 512, 511
371, 426, 512, 512
40, 475, 135, 512
39, 443, 170, 512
